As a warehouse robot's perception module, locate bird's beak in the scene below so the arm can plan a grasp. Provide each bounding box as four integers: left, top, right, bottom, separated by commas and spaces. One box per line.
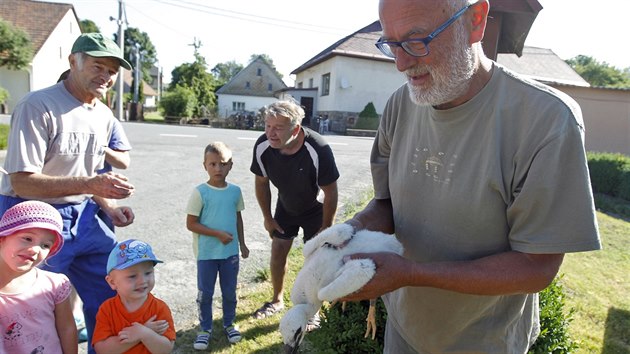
284, 343, 299, 354
284, 326, 304, 354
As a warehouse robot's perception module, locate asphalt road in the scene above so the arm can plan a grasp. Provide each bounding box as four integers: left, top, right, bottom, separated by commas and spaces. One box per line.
113, 122, 375, 331
0, 118, 376, 347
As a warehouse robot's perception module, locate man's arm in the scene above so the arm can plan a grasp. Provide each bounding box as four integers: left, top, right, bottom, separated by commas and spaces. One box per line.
345, 198, 395, 234
318, 181, 338, 231
341, 198, 563, 300
254, 175, 283, 236
10, 171, 134, 200
341, 250, 563, 301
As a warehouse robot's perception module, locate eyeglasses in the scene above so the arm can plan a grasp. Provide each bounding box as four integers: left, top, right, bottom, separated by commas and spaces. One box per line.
375, 2, 475, 58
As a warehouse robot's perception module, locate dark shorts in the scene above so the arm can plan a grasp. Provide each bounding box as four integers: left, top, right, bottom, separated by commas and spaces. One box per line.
272, 201, 323, 242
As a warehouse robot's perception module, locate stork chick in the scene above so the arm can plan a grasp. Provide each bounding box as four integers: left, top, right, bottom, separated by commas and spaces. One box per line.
280, 223, 403, 353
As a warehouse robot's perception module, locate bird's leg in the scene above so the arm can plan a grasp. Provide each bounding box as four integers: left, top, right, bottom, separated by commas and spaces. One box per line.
364, 298, 377, 339
331, 300, 347, 312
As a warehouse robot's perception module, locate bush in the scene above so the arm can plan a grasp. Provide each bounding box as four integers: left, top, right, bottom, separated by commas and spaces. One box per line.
354, 102, 379, 130
0, 124, 9, 150
309, 300, 386, 353
0, 87, 9, 104
529, 277, 578, 353
312, 279, 577, 353
159, 85, 197, 118
587, 152, 630, 197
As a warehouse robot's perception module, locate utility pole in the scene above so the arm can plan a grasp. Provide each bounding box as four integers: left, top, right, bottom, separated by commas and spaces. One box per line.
157, 63, 161, 103
115, 0, 125, 121
188, 37, 202, 56
133, 43, 140, 103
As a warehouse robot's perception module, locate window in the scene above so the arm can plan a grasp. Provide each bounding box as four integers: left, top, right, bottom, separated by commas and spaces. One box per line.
245, 81, 251, 89
309, 78, 314, 88
257, 68, 262, 76
321, 73, 330, 96
268, 83, 273, 91
297, 82, 303, 88
232, 102, 245, 111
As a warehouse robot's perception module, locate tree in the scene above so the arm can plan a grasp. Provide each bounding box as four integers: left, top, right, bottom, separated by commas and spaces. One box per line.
79, 19, 100, 33
566, 55, 630, 88
249, 54, 283, 79
0, 19, 33, 70
211, 60, 243, 85
114, 27, 158, 82
169, 53, 218, 117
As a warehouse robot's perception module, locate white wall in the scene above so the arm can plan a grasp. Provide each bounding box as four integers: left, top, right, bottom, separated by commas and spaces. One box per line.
295, 56, 406, 114
217, 94, 277, 118
32, 11, 80, 91
0, 10, 79, 113
0, 69, 29, 112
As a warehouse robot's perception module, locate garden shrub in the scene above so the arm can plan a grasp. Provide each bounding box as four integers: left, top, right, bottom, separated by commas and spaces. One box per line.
354, 102, 380, 130
529, 277, 578, 353
309, 300, 386, 353
615, 167, 630, 201
159, 85, 197, 118
0, 87, 9, 105
587, 152, 630, 197
0, 124, 8, 150
310, 278, 577, 353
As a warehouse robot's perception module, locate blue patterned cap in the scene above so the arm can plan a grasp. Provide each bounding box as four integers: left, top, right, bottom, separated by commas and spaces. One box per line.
106, 239, 163, 274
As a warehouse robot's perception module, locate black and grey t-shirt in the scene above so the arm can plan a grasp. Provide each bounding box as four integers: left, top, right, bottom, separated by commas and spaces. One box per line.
250, 127, 339, 216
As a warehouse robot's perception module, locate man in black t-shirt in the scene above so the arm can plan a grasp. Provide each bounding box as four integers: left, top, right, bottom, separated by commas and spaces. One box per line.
250, 100, 339, 320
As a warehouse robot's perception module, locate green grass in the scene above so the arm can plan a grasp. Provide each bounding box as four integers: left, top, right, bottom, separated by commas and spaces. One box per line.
172, 198, 628, 353
143, 110, 165, 123
171, 191, 630, 353
560, 210, 630, 353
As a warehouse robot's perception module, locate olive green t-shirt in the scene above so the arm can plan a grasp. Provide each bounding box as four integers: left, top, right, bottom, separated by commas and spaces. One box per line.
372, 64, 601, 353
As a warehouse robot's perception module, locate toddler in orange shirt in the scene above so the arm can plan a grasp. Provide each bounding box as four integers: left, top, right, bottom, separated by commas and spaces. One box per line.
92, 239, 175, 354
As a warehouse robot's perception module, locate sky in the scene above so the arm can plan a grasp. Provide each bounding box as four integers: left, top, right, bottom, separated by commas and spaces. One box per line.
49, 0, 630, 85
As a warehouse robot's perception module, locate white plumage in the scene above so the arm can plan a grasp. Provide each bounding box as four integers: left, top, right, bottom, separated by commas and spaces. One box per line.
280, 223, 403, 352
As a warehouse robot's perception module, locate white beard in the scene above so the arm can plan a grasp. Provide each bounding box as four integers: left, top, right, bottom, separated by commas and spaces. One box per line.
406, 21, 475, 106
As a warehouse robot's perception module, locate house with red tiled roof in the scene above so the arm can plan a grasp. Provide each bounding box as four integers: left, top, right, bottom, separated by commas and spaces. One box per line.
0, 0, 81, 113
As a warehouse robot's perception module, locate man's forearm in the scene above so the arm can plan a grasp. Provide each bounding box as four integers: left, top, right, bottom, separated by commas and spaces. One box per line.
11, 172, 90, 198
347, 198, 395, 234
406, 251, 564, 295
254, 177, 273, 219
320, 182, 338, 228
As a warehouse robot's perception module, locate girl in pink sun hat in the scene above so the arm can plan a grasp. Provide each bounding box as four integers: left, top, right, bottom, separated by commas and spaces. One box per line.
0, 200, 77, 354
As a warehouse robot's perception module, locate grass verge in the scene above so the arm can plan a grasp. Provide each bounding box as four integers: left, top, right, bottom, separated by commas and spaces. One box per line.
172, 191, 629, 353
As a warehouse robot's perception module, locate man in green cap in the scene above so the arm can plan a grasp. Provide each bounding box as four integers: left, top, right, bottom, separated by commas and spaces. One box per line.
0, 33, 136, 354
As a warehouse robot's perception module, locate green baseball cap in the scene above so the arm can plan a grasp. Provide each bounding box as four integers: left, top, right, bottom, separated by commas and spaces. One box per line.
71, 33, 132, 70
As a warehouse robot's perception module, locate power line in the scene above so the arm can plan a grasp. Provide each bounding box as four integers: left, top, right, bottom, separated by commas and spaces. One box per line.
124, 2, 191, 38
147, 0, 354, 35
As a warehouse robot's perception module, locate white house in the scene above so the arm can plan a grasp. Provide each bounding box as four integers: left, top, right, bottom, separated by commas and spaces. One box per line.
216, 56, 287, 118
